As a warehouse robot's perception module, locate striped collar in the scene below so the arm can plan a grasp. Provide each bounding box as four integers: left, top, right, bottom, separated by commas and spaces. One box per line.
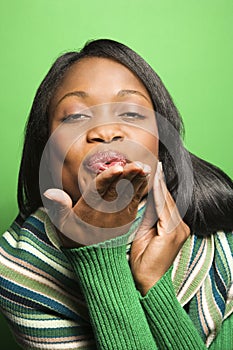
172, 232, 233, 347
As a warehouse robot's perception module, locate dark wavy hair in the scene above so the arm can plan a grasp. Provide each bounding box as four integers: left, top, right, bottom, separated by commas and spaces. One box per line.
17, 39, 233, 236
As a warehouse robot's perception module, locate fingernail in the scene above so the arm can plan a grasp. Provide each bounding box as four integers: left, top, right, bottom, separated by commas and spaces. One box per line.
143, 164, 151, 175
158, 162, 165, 181
43, 189, 64, 201
134, 161, 144, 169
156, 162, 162, 175
112, 165, 124, 173
154, 162, 162, 185
134, 162, 151, 175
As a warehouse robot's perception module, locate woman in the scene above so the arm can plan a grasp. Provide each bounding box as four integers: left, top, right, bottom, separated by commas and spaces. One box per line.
0, 39, 232, 349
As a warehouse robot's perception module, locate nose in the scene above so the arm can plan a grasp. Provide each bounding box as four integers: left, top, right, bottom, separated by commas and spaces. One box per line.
87, 124, 124, 143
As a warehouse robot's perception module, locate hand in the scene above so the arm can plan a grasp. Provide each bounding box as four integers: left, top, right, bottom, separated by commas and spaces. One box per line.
130, 162, 190, 295
43, 162, 151, 247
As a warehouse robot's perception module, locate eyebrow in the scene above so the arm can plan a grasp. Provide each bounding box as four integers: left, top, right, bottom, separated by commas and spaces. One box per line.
56, 91, 88, 107
117, 89, 151, 102
56, 89, 150, 108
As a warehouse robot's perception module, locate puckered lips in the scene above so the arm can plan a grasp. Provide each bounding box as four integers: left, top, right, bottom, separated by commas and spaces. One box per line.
84, 150, 128, 174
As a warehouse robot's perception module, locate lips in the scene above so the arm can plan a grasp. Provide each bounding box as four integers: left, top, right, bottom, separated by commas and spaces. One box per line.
85, 150, 127, 174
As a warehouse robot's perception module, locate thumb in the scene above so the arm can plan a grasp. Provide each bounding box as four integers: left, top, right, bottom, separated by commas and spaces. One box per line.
43, 189, 73, 230
134, 163, 163, 241
43, 188, 72, 208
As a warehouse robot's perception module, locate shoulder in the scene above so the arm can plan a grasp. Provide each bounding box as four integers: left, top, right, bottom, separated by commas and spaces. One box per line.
0, 208, 72, 283
0, 208, 57, 251
214, 230, 233, 256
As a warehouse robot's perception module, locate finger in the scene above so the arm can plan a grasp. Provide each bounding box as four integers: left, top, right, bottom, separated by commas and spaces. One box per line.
131, 226, 156, 261
112, 162, 148, 187
153, 163, 170, 221
94, 164, 124, 196
131, 175, 149, 197
160, 178, 181, 219
153, 163, 182, 233
43, 189, 110, 245
81, 162, 150, 212
134, 191, 157, 240
44, 188, 73, 208
112, 173, 147, 203
101, 162, 150, 201
80, 165, 123, 207
114, 162, 150, 203
131, 176, 149, 203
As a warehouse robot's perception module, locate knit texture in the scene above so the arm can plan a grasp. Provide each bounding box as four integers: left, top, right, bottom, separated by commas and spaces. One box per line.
0, 210, 95, 349
141, 268, 207, 349
172, 232, 233, 346
0, 208, 233, 349
141, 267, 233, 349
63, 244, 157, 349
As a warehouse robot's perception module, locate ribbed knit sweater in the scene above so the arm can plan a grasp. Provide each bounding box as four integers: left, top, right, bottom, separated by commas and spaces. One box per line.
0, 208, 232, 349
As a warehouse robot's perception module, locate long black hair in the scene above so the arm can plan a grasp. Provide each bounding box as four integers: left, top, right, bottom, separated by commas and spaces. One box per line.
17, 38, 233, 236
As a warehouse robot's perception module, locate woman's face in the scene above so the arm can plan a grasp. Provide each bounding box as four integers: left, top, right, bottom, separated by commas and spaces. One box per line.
48, 57, 158, 202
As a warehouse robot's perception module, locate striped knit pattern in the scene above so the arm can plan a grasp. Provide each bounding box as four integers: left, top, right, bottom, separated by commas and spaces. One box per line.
172, 232, 233, 347
0, 205, 233, 349
0, 209, 95, 349
0, 205, 146, 349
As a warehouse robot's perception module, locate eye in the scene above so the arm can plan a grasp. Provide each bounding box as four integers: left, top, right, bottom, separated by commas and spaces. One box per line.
62, 113, 91, 123
119, 112, 146, 122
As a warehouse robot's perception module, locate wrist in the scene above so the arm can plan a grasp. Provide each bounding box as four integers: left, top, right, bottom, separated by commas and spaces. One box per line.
62, 242, 157, 349
56, 228, 85, 248
132, 261, 170, 296
135, 276, 161, 296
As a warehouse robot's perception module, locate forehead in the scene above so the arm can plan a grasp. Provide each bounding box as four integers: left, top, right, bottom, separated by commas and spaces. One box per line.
55, 57, 150, 97
48, 57, 154, 119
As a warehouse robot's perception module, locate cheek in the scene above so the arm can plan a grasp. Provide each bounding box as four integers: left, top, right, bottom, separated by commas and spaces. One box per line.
61, 147, 84, 201
136, 131, 159, 157
63, 146, 80, 170
147, 136, 159, 157
134, 132, 159, 180
61, 143, 96, 201
47, 130, 85, 191
125, 123, 158, 156
62, 141, 87, 180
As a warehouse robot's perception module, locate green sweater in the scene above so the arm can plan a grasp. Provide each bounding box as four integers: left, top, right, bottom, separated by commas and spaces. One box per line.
0, 208, 232, 349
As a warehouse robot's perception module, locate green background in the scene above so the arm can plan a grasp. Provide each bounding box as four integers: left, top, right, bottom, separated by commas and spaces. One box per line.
0, 0, 232, 348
